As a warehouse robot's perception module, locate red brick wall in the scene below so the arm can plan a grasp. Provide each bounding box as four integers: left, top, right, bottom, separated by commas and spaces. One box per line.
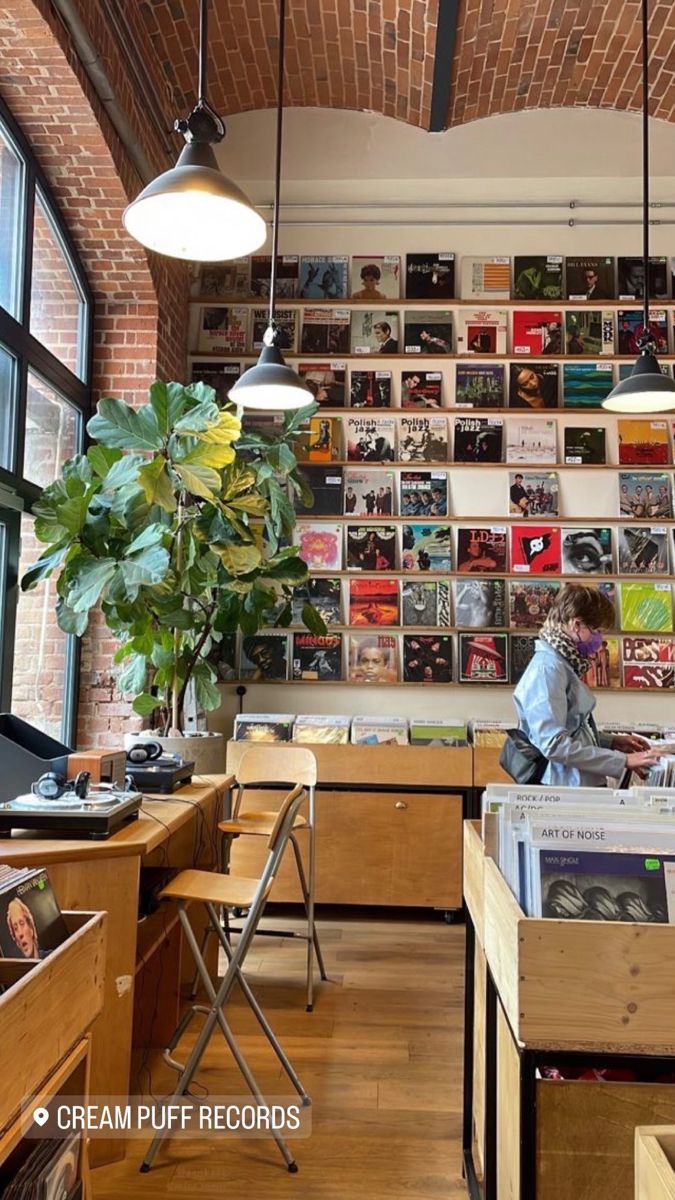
0, 0, 189, 747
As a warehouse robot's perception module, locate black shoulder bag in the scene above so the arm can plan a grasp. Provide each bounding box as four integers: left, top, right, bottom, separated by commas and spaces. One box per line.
498, 728, 548, 785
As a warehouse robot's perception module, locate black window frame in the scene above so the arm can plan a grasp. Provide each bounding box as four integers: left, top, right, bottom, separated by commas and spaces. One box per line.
0, 95, 94, 746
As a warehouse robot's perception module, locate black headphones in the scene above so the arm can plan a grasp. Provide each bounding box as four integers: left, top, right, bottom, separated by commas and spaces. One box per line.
126, 740, 163, 765
32, 770, 90, 800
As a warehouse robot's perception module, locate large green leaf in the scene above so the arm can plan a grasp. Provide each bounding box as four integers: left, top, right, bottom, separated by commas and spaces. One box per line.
66, 558, 117, 611
118, 653, 148, 694
174, 399, 220, 434
192, 409, 241, 445
138, 456, 177, 512
225, 493, 268, 515
102, 453, 147, 492
217, 543, 262, 576
87, 398, 162, 452
56, 492, 93, 537
56, 598, 89, 636
87, 445, 122, 478
194, 672, 221, 711
174, 463, 220, 500
263, 555, 309, 584
181, 441, 236, 469
119, 546, 171, 598
125, 523, 167, 556
132, 693, 161, 716
149, 380, 188, 435
21, 542, 69, 590
301, 602, 327, 636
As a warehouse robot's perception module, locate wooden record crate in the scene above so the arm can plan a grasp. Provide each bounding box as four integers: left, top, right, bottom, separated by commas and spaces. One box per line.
635, 1127, 675, 1199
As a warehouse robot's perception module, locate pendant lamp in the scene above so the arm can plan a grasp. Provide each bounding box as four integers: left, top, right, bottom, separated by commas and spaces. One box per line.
228, 0, 312, 412
123, 0, 266, 262
603, 0, 675, 413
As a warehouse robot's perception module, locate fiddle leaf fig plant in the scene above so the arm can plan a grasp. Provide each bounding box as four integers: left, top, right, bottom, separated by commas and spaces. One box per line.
22, 380, 324, 734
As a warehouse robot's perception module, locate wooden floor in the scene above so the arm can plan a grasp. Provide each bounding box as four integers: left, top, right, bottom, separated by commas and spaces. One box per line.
92, 909, 466, 1199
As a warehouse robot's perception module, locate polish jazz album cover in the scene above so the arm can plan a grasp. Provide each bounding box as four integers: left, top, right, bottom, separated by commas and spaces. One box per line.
455, 363, 505, 408
345, 415, 396, 462
452, 415, 503, 463
399, 414, 448, 463
405, 252, 455, 299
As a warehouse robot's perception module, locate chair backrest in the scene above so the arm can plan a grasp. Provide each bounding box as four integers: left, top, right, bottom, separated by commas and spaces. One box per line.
266, 783, 308, 856
236, 745, 317, 789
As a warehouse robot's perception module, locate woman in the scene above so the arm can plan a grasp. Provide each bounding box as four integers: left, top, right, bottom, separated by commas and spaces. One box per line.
513, 584, 659, 786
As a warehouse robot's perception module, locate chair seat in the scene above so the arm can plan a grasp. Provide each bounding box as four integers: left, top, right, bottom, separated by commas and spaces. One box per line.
160, 868, 263, 908
219, 811, 308, 837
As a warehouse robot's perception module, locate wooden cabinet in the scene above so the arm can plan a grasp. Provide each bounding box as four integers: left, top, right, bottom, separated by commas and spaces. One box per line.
225, 741, 470, 909
636, 1128, 675, 1199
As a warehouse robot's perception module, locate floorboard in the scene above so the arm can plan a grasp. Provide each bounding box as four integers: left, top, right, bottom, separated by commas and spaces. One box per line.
91, 909, 467, 1200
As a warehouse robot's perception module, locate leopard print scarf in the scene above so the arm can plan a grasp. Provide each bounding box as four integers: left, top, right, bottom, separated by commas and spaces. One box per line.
539, 621, 587, 679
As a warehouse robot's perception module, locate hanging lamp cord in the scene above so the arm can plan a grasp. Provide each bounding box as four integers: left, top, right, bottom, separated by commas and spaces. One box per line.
640, 0, 652, 350
267, 0, 286, 331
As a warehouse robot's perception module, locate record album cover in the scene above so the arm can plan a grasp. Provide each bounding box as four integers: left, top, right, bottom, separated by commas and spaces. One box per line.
509, 580, 560, 628
405, 252, 455, 298
350, 310, 399, 354
619, 472, 673, 519
456, 526, 508, 573
565, 310, 615, 355
618, 526, 669, 575
349, 578, 399, 626
298, 255, 349, 299
508, 471, 559, 517
348, 633, 399, 682
190, 360, 240, 403
459, 633, 508, 683
250, 254, 299, 299
239, 633, 290, 681
620, 581, 673, 632
401, 524, 452, 571
0, 870, 68, 959
399, 471, 448, 516
292, 632, 343, 681
297, 362, 347, 407
399, 414, 448, 463
506, 419, 557, 463
512, 311, 563, 355
561, 527, 613, 574
346, 524, 397, 570
513, 255, 563, 300
508, 362, 559, 409
618, 419, 670, 465
565, 256, 615, 301
401, 580, 451, 626
454, 579, 507, 627
510, 634, 538, 684
617, 256, 669, 300
401, 370, 442, 409
291, 577, 342, 625
345, 414, 396, 462
350, 255, 401, 300
511, 524, 561, 574
300, 307, 351, 354
295, 415, 339, 462
453, 415, 503, 463
562, 362, 615, 408
583, 636, 621, 688
294, 522, 342, 570
403, 634, 453, 682
251, 306, 297, 351
234, 714, 294, 742
343, 468, 394, 516
196, 305, 248, 354
455, 363, 505, 408
563, 426, 607, 464
457, 309, 507, 354
460, 256, 511, 300
622, 636, 675, 688
294, 464, 344, 516
350, 370, 392, 408
617, 309, 668, 354
403, 311, 453, 355
192, 258, 250, 298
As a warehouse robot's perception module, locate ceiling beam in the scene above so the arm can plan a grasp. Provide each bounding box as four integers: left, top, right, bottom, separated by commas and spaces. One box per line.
429, 0, 460, 133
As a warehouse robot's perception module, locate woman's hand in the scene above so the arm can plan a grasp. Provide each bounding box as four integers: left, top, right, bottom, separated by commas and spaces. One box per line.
612, 734, 652, 753
625, 750, 662, 778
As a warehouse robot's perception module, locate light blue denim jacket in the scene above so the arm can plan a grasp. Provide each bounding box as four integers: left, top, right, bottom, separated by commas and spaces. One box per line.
513, 639, 627, 787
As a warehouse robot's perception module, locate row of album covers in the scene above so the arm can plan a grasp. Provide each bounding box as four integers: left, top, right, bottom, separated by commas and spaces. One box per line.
191, 253, 675, 303
194, 359, 675, 410
287, 416, 675, 467
213, 627, 675, 689
190, 303, 675, 358
482, 781, 675, 921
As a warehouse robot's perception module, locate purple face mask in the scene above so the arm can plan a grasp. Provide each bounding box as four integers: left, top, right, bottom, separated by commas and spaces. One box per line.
576, 628, 604, 657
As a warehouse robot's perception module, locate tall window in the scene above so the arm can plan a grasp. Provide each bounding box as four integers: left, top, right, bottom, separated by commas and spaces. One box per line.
0, 100, 92, 746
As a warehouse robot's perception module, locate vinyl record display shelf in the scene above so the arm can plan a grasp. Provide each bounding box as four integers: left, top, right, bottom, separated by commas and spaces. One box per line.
462, 819, 675, 1200
225, 739, 472, 913
636, 1126, 675, 1198
0, 909, 106, 1197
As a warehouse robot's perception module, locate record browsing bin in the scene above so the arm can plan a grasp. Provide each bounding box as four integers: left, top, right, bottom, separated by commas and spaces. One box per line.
463, 821, 675, 1200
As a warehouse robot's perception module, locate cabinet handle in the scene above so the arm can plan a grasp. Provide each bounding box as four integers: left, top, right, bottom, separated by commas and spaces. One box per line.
394, 800, 408, 810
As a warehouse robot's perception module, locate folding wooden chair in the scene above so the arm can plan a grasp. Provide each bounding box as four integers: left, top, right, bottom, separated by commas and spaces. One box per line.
140, 781, 312, 1175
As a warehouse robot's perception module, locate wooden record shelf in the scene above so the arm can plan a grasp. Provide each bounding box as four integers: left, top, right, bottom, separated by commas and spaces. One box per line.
301, 568, 675, 583
294, 513, 675, 524
232, 678, 634, 692
191, 296, 674, 309
294, 406, 667, 415
295, 460, 674, 470
190, 349, 675, 362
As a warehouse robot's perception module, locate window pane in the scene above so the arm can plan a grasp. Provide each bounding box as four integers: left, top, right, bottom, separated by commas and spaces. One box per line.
0, 123, 24, 318
11, 513, 72, 743
23, 371, 80, 489
0, 344, 16, 470
30, 190, 87, 379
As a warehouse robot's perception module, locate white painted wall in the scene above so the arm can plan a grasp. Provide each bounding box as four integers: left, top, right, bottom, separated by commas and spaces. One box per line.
206, 106, 675, 737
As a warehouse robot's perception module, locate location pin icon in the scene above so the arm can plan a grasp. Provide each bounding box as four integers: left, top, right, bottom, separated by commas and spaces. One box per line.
33, 1107, 49, 1127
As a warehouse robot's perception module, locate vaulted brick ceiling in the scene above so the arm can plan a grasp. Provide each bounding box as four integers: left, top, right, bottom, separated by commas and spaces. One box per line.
121, 0, 675, 139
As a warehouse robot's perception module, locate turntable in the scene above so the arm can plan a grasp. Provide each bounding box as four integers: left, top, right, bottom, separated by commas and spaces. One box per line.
0, 781, 142, 839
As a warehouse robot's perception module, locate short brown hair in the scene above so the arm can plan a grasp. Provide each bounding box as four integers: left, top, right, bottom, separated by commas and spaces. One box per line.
547, 583, 615, 630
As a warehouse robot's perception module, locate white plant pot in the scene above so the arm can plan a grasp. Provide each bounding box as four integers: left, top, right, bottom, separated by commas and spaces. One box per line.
124, 731, 225, 776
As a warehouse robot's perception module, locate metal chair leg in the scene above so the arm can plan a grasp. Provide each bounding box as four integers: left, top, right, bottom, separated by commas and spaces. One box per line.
289, 832, 328, 1011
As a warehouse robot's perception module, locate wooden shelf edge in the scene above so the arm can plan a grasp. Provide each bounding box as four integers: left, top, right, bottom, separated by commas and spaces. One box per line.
0, 1038, 90, 1163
